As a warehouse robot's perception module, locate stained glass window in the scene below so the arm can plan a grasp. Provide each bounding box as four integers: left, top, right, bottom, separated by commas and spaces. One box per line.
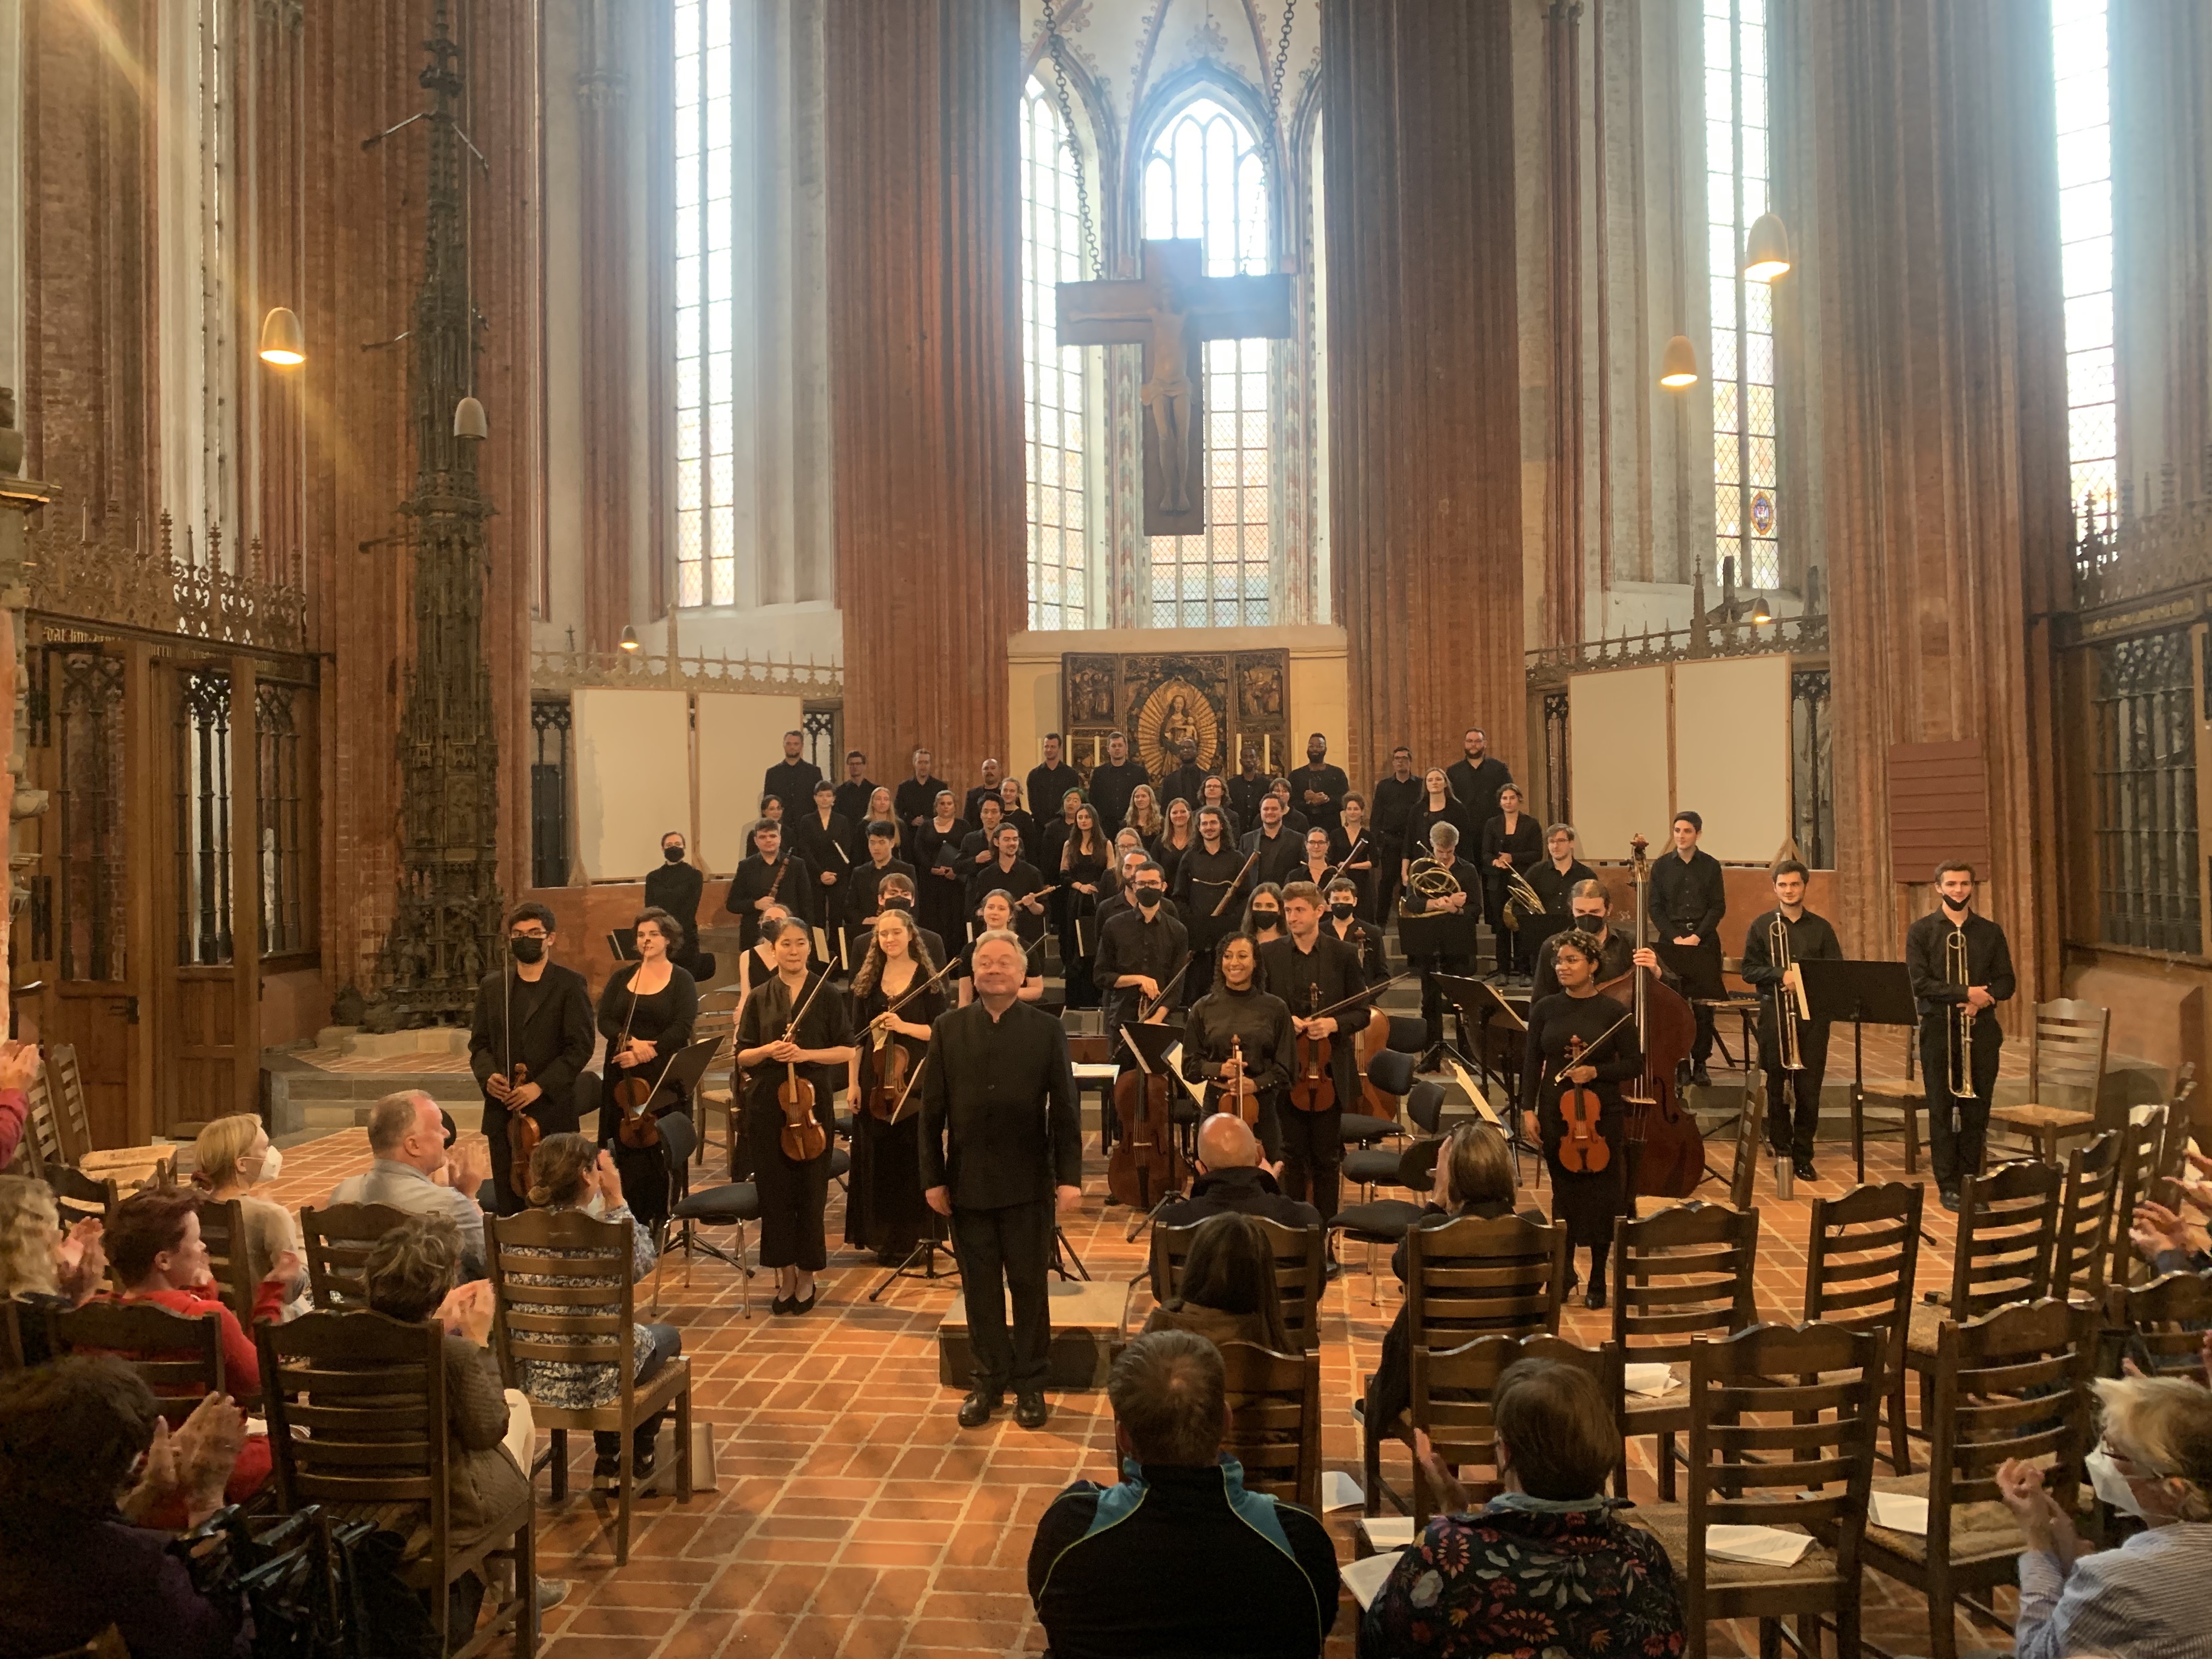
672, 0, 733, 607
1143, 97, 1272, 629
2053, 0, 2115, 522
1020, 80, 1090, 631
1705, 0, 1778, 593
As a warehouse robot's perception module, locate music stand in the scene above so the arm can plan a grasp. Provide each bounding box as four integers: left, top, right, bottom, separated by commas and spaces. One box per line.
1431, 971, 1497, 1076
1514, 910, 1573, 963
607, 927, 640, 963
640, 1036, 732, 1266
1797, 957, 1918, 1185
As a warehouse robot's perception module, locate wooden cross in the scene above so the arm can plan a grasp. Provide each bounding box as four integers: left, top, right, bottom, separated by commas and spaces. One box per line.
1057, 239, 1295, 537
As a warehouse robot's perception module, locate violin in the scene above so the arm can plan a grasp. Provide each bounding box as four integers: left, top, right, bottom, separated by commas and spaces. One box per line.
864, 956, 959, 1123
1556, 1035, 1610, 1173
767, 969, 833, 1162
1289, 986, 1336, 1115
607, 979, 663, 1150
503, 1062, 539, 1166
1221, 1036, 1262, 1126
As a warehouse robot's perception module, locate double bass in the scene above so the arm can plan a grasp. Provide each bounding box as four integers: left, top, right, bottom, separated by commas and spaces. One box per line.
1107, 956, 1191, 1208
1597, 835, 1705, 1199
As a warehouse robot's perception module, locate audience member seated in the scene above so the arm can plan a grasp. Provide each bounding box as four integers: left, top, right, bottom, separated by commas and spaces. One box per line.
193, 1113, 308, 1314
97, 1187, 293, 1516
0, 1040, 43, 1173
2131, 1197, 2210, 1277
0, 1356, 250, 1658
1363, 1122, 1548, 1438
326, 1089, 492, 1279
1143, 1210, 1296, 1353
1359, 1358, 1685, 1659
1155, 1113, 1323, 1231
360, 1215, 566, 1619
0, 1172, 106, 1364
506, 1133, 681, 1486
1028, 1329, 1340, 1659
1995, 1373, 2212, 1659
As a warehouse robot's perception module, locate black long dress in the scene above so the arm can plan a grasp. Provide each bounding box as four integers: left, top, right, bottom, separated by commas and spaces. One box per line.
737, 970, 855, 1272
1520, 991, 1642, 1255
596, 961, 699, 1232
1479, 811, 1546, 972
1058, 840, 1110, 1008
845, 964, 947, 1258
913, 817, 971, 951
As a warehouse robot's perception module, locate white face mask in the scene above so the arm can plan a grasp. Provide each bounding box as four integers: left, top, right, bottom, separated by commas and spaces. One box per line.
583, 1190, 611, 1220
254, 1143, 283, 1186
2086, 1448, 2147, 1519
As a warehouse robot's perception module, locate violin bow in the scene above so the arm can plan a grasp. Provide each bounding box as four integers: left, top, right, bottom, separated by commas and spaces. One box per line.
872, 955, 962, 1048
1305, 967, 1415, 1023
1319, 835, 1369, 891
1549, 1007, 1639, 1085
1139, 953, 1195, 1022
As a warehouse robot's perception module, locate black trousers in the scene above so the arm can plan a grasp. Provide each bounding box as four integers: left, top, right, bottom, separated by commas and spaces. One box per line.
1759, 1018, 1831, 1159
747, 1099, 833, 1271
1483, 880, 1526, 974
952, 1197, 1056, 1395
1373, 840, 1404, 922
1278, 1100, 1342, 1223
1919, 1013, 2002, 1193
1418, 953, 1473, 1052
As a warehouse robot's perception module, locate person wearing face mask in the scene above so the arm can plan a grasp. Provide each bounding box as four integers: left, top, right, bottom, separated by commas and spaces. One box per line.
1096, 862, 1191, 1047
645, 828, 707, 974
1242, 883, 1286, 948
1324, 877, 1387, 986
1991, 1375, 2212, 1659
469, 901, 596, 1215
190, 1114, 309, 1314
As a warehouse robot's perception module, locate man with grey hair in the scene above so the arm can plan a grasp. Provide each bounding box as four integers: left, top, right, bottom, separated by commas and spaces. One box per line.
325, 1090, 489, 1279
921, 929, 1081, 1431
1402, 817, 1477, 1072
1026, 1330, 1340, 1658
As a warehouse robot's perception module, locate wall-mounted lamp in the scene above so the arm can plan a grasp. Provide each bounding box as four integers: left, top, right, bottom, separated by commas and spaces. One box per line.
618, 625, 641, 653
1748, 592, 1774, 624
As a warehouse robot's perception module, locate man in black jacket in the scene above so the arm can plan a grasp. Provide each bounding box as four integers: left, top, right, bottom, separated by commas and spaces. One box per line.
1156, 738, 1210, 815
1446, 726, 1513, 826
760, 730, 823, 819
1026, 732, 1083, 821
1028, 1331, 1340, 1659
831, 749, 877, 829
1739, 859, 1844, 1179
922, 932, 1084, 1430
1096, 863, 1189, 1041
894, 747, 949, 844
1369, 744, 1424, 920
1650, 810, 1726, 1085
962, 757, 1007, 827
1155, 1113, 1321, 1232
1239, 794, 1305, 889
1227, 744, 1276, 829
469, 902, 596, 1214
1286, 732, 1349, 837
1257, 883, 1370, 1224
1905, 860, 2017, 1210
1085, 730, 1149, 834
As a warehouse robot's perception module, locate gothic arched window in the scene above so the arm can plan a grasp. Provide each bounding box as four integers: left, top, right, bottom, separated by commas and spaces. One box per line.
2052, 0, 2114, 520
1142, 94, 1273, 628
1704, 0, 1778, 592
1020, 78, 1092, 630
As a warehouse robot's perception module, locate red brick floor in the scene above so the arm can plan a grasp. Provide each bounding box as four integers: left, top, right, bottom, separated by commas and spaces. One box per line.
269, 1126, 2034, 1658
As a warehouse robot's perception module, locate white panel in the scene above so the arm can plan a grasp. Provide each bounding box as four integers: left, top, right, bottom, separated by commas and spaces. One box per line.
573, 689, 691, 882
697, 692, 805, 875
1672, 656, 1792, 863
1568, 665, 1672, 861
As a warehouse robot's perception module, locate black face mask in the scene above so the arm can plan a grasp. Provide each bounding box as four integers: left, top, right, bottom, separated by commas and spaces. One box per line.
1136, 888, 1161, 910
663, 845, 685, 863
1330, 902, 1356, 919
1252, 909, 1280, 928
884, 895, 913, 912
509, 935, 546, 964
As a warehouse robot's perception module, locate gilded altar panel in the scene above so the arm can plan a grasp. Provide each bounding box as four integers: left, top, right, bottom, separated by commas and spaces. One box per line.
1060, 648, 1291, 782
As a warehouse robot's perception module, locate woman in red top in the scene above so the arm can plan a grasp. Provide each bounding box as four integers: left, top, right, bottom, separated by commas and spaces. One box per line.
96, 1188, 298, 1518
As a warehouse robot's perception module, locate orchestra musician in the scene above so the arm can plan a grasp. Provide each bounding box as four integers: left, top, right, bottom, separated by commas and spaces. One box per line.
1324, 876, 1387, 985
1739, 859, 1843, 1182
847, 822, 915, 949
1905, 860, 2017, 1212
1256, 882, 1370, 1226
1239, 792, 1306, 889
970, 822, 1047, 945
921, 930, 1084, 1431
1156, 740, 1209, 818
1521, 929, 1643, 1310
832, 749, 877, 831
645, 829, 709, 979
1096, 862, 1189, 1055
1091, 848, 1175, 943
761, 729, 823, 819
596, 907, 699, 1233
1531, 881, 1636, 1002
845, 907, 947, 1266
1331, 793, 1376, 917
1266, 777, 1308, 835
792, 781, 855, 961
958, 891, 1046, 1006
870, 874, 947, 976
1526, 823, 1595, 915
1445, 727, 1512, 827
735, 901, 815, 1000
469, 902, 594, 1215
1369, 746, 1424, 921
734, 917, 856, 1314
1287, 732, 1349, 836
1172, 804, 1246, 1005
1296, 827, 1338, 898
962, 758, 1006, 828
1243, 884, 1287, 950
915, 791, 972, 951
725, 818, 814, 953
1056, 803, 1110, 1008
1401, 821, 1477, 1071
1025, 733, 1082, 826
958, 795, 1011, 888
1180, 934, 1295, 1164
1086, 730, 1150, 836
1479, 784, 1544, 981
997, 778, 1036, 861
1649, 810, 1727, 1087
1125, 784, 1166, 853
1152, 797, 1197, 889
1197, 773, 1242, 842
1404, 769, 1469, 889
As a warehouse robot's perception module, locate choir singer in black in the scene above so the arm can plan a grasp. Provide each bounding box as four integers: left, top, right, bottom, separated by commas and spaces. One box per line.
469, 901, 595, 1214
1738, 859, 1843, 1181
922, 931, 1084, 1432
1649, 810, 1726, 1086
1905, 860, 2016, 1212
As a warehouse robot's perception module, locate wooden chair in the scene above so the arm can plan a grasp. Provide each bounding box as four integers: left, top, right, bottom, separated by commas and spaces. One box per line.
1905, 1158, 2062, 1400
46, 1044, 95, 1165
2153, 1065, 2202, 1201
1728, 1074, 1765, 1210
1149, 1216, 1328, 1353
1988, 997, 2111, 1165
1409, 1332, 1627, 1521
1610, 1200, 1762, 1501
44, 1163, 119, 1229
192, 1195, 261, 1326
35, 1629, 130, 1659
2053, 1128, 2121, 1305
299, 1202, 411, 1310
46, 1299, 228, 1425
256, 1310, 537, 1658
1861, 1299, 2098, 1659
487, 1207, 693, 1566
1804, 1181, 1922, 1472
1216, 1340, 1322, 1512
1629, 1321, 1887, 1659
2111, 1103, 2169, 1289
2111, 1268, 2212, 1380
15, 1066, 65, 1175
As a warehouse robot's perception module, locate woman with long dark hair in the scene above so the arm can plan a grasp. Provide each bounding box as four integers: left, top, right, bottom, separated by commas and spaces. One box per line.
596, 907, 697, 1232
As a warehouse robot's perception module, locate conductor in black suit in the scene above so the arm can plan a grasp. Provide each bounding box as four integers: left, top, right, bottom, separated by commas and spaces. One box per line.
468, 901, 596, 1214
921, 930, 1084, 1434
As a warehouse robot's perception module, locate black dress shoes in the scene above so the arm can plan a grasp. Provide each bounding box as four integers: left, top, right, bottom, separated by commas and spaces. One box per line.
1015, 1392, 1050, 1430
1792, 1156, 1817, 1182
770, 1293, 795, 1317
1585, 1283, 1608, 1311
1689, 1065, 1713, 1088
1938, 1188, 1961, 1213
958, 1390, 1001, 1429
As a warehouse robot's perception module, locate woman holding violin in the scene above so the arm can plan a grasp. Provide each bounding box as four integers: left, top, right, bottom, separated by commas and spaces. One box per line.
844, 909, 947, 1265
596, 907, 699, 1233
1519, 929, 1643, 1310
1179, 934, 1296, 1163
735, 916, 856, 1314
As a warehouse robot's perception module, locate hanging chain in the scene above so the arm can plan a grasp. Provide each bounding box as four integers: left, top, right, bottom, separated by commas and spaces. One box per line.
1263, 0, 1297, 143
1039, 0, 1102, 278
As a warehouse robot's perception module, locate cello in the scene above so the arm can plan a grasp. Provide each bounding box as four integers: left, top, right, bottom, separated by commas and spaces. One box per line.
1107, 956, 1191, 1208
1596, 834, 1705, 1199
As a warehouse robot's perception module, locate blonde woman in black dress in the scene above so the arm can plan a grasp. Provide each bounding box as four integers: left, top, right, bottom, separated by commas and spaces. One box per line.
845, 908, 946, 1265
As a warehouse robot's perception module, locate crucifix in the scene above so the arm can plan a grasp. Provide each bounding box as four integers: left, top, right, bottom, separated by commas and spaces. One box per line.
1058, 239, 1296, 538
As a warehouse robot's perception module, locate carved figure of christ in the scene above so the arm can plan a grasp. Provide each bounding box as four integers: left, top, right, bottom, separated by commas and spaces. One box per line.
1057, 239, 1295, 537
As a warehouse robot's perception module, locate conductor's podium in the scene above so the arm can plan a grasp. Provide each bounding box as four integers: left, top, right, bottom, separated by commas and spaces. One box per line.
936, 1278, 1135, 1390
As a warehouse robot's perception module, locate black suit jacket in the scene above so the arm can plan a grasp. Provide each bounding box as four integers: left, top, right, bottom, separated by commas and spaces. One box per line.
919, 999, 1081, 1210
468, 963, 596, 1132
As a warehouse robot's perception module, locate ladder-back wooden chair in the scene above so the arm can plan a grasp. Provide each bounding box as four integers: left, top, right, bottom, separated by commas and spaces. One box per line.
2111, 1103, 2168, 1289
2053, 1128, 2121, 1306
2153, 1065, 2201, 1206
46, 1299, 228, 1426
1408, 1332, 1627, 1521
191, 1195, 261, 1327
299, 1203, 412, 1311
1803, 1181, 1922, 1472
46, 1044, 95, 1166
1216, 1341, 1322, 1513
1611, 1200, 1762, 1501
2112, 1268, 2212, 1381
1988, 997, 2110, 1165
1150, 1216, 1328, 1353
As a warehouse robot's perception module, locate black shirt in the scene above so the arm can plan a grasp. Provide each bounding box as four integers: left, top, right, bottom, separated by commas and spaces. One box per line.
1477, 813, 1544, 881
1527, 857, 1595, 913
1531, 924, 1635, 1003
791, 811, 855, 902
724, 853, 815, 945
1650, 847, 1727, 940
1172, 842, 1249, 946
1156, 763, 1211, 812
1027, 760, 1085, 819
1739, 907, 1845, 1014
642, 860, 705, 950
1446, 754, 1514, 822
1905, 908, 2017, 1022
967, 856, 1048, 941
1256, 933, 1372, 1035
1096, 904, 1190, 1029
1326, 916, 1388, 984
895, 773, 950, 832
832, 777, 878, 830
1086, 759, 1151, 833
1369, 772, 1426, 842
1239, 825, 1305, 889
1286, 761, 1351, 833
761, 756, 825, 819
848, 857, 917, 927
1181, 986, 1296, 1093
469, 963, 595, 1116
1154, 1165, 1321, 1232
963, 782, 1009, 826
1227, 771, 1276, 828
919, 998, 1082, 1209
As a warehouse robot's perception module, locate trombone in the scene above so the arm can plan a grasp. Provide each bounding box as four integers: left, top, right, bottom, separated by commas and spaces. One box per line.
1945, 924, 1972, 1096
1767, 912, 1808, 1071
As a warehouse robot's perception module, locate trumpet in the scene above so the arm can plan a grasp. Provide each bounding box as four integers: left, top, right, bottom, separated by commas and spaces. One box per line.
1400, 857, 1463, 916
1500, 867, 1548, 932
1768, 912, 1808, 1070
1945, 924, 1972, 1096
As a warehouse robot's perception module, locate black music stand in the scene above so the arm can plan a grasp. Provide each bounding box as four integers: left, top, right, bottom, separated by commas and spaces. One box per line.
1431, 971, 1497, 1077
1797, 957, 1918, 1185
642, 1036, 731, 1264
1513, 910, 1573, 967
